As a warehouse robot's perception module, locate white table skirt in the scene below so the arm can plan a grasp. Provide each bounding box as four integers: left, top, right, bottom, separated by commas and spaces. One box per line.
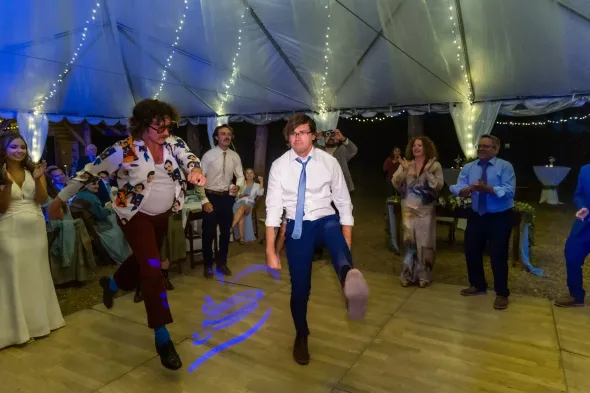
533, 166, 570, 205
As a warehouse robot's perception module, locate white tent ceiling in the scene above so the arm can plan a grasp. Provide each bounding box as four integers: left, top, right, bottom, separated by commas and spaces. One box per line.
1, 0, 590, 120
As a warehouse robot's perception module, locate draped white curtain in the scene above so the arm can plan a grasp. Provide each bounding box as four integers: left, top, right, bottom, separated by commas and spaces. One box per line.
206, 116, 229, 148
16, 112, 49, 162
449, 102, 501, 157
310, 110, 340, 131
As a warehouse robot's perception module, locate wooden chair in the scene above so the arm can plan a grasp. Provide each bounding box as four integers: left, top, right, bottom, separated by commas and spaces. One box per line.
185, 210, 218, 269
436, 217, 459, 245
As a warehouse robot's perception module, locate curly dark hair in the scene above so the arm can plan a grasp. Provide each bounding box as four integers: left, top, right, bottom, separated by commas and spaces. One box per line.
283, 113, 317, 141
0, 132, 36, 184
128, 99, 180, 139
405, 136, 438, 162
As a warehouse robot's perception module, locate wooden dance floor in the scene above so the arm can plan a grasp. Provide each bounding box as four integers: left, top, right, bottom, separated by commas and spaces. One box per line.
2, 251, 590, 393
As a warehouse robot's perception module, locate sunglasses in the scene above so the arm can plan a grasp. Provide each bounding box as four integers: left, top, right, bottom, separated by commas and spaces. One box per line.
149, 122, 177, 134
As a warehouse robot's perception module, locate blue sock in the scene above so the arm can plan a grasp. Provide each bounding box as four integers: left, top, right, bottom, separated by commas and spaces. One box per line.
109, 276, 118, 293
154, 326, 171, 346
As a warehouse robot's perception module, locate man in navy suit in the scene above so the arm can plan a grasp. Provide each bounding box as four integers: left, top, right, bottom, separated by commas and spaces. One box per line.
555, 165, 590, 307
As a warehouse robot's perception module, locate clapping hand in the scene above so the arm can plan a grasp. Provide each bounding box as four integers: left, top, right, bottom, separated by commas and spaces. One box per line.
472, 180, 493, 195
1, 164, 14, 184
400, 158, 411, 171
424, 158, 437, 172
32, 160, 47, 180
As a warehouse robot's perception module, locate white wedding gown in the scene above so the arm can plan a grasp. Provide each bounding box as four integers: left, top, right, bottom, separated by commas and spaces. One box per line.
0, 170, 65, 349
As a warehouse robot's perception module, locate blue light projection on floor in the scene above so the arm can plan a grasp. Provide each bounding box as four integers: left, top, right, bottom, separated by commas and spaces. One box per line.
187, 264, 280, 373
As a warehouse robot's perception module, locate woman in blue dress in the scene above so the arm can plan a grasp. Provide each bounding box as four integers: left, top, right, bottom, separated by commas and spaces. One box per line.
231, 168, 264, 244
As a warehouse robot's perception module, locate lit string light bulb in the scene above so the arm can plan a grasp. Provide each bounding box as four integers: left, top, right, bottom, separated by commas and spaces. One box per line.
33, 2, 102, 115
347, 116, 388, 123
496, 112, 590, 127
3, 123, 19, 131
217, 6, 249, 115
448, 3, 473, 104
317, 3, 332, 114
153, 0, 190, 100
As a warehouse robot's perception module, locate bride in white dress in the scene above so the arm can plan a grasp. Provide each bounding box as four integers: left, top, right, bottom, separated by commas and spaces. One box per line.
0, 133, 65, 349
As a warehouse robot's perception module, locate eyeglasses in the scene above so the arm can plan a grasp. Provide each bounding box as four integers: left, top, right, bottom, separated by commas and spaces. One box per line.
477, 144, 494, 149
149, 122, 177, 134
288, 130, 312, 139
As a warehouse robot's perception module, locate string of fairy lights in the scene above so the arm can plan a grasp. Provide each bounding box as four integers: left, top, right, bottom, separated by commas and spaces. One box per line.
317, 2, 332, 114
217, 6, 249, 115
2, 123, 18, 131
33, 2, 102, 115
153, 0, 190, 100
342, 109, 590, 128
448, 2, 473, 104
496, 112, 590, 127
447, 2, 475, 156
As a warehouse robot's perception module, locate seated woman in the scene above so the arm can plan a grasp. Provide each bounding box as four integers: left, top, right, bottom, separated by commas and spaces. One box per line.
44, 166, 71, 220
72, 180, 131, 264
231, 168, 264, 244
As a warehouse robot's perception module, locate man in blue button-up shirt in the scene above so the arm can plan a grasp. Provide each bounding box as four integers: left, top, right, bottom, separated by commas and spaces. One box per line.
450, 135, 516, 310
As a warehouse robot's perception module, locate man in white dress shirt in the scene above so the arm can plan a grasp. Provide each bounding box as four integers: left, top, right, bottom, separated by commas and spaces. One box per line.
199, 125, 244, 278
265, 113, 369, 365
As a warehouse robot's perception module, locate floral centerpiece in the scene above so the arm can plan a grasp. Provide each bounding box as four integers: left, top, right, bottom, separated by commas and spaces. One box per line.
548, 156, 556, 168
451, 155, 477, 169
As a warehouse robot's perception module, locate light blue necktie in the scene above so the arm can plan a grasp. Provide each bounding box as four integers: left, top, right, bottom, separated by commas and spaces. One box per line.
478, 161, 490, 215
292, 157, 309, 239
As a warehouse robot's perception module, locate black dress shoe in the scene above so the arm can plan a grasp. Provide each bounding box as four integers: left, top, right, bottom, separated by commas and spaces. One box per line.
204, 266, 214, 279
99, 276, 115, 309
155, 340, 182, 370
293, 334, 310, 365
216, 265, 232, 276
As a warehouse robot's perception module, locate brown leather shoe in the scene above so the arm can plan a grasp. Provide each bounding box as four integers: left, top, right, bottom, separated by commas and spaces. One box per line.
343, 269, 369, 320
460, 287, 487, 296
216, 265, 232, 276
293, 334, 309, 365
493, 296, 509, 310
554, 296, 585, 308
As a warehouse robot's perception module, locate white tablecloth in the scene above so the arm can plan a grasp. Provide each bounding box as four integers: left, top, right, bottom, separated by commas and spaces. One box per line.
533, 166, 571, 204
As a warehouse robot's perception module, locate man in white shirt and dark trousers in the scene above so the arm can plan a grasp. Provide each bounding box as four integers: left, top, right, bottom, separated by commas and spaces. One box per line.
199, 125, 244, 278
265, 113, 369, 365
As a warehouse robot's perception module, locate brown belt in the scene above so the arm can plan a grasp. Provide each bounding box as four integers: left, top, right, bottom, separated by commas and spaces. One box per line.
205, 189, 230, 196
